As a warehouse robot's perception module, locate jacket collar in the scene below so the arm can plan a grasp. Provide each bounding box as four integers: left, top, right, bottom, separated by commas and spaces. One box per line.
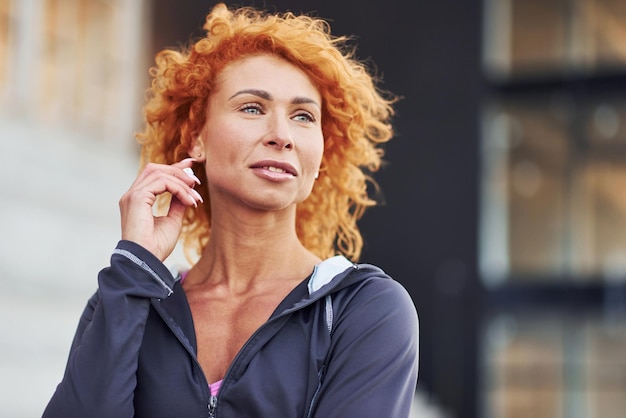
307, 255, 354, 294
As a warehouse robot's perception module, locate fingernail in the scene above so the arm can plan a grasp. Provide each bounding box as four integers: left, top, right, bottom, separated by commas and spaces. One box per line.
188, 194, 198, 208
183, 167, 201, 185
190, 189, 204, 203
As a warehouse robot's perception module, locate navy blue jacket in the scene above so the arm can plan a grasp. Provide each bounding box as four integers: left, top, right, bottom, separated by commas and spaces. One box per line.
43, 240, 418, 417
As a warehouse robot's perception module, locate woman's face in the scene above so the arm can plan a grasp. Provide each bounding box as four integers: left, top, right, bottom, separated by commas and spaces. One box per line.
197, 54, 324, 213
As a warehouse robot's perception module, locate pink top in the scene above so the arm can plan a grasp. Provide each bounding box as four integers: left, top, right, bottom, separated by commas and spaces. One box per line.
209, 379, 223, 396
180, 272, 223, 397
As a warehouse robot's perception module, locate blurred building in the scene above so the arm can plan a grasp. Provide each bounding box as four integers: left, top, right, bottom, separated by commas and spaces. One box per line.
0, 0, 148, 416
2, 0, 626, 417
480, 1, 626, 417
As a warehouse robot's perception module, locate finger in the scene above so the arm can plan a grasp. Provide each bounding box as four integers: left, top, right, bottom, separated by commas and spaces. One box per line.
124, 175, 198, 209
183, 167, 202, 185
167, 194, 187, 220
172, 159, 202, 186
130, 163, 203, 207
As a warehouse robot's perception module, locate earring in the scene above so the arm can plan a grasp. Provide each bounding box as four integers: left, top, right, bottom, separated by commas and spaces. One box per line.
315, 171, 319, 179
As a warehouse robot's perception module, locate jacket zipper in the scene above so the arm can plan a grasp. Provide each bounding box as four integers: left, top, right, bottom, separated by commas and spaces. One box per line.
152, 302, 215, 417
213, 289, 339, 416
208, 394, 217, 418
306, 364, 326, 418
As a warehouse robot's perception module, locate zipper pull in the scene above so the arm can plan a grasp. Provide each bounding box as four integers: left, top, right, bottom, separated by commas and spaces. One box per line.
208, 395, 217, 417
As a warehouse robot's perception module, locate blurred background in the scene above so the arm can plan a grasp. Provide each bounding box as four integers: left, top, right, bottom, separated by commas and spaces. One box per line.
2, 0, 626, 417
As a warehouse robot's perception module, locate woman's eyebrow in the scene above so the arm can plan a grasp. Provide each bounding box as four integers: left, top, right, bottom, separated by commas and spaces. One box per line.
292, 96, 321, 109
229, 89, 271, 101
229, 89, 320, 109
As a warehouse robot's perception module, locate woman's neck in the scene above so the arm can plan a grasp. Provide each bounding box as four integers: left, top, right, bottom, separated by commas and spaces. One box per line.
184, 209, 321, 293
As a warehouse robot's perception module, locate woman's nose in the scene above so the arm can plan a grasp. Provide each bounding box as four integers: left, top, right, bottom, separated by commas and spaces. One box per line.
264, 115, 294, 150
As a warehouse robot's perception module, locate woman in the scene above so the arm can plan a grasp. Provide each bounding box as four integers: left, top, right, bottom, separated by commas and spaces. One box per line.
43, 3, 418, 417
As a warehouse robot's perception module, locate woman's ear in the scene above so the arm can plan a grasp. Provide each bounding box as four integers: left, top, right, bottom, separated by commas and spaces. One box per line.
189, 136, 206, 161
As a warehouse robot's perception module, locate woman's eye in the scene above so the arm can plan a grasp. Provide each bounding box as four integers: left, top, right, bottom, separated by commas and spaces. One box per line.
293, 111, 315, 123
240, 103, 263, 114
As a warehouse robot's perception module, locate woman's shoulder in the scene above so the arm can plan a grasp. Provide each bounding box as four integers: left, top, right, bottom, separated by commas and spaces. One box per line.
336, 262, 417, 317
346, 262, 409, 293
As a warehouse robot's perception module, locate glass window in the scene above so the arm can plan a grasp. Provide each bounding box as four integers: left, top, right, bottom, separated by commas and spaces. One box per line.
482, 314, 626, 418
583, 0, 626, 70
585, 318, 626, 417
480, 97, 626, 283
484, 0, 626, 80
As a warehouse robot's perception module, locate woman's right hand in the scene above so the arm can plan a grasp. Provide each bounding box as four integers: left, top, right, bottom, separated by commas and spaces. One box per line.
119, 158, 203, 261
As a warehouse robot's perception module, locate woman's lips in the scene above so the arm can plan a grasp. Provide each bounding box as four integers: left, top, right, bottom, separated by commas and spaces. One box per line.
250, 160, 298, 177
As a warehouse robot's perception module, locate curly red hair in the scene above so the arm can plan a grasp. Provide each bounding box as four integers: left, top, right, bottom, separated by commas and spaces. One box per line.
137, 3, 396, 261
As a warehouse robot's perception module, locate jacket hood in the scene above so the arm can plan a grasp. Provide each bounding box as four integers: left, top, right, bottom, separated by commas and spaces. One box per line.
307, 255, 355, 294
